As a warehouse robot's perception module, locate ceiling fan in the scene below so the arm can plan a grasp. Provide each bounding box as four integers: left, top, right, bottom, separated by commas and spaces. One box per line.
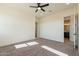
30, 3, 49, 12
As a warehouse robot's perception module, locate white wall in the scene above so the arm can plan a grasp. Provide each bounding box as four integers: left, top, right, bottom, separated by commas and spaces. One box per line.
39, 7, 76, 42
0, 6, 35, 46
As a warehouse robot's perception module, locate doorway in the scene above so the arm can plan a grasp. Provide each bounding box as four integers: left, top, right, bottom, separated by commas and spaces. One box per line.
64, 16, 71, 43
35, 22, 37, 38
64, 15, 78, 49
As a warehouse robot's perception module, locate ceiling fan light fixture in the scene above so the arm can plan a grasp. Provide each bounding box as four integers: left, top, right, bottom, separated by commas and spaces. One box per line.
30, 3, 49, 12
38, 7, 41, 10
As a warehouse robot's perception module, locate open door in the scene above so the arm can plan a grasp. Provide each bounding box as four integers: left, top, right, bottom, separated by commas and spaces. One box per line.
74, 14, 78, 49
70, 15, 78, 49
64, 15, 78, 49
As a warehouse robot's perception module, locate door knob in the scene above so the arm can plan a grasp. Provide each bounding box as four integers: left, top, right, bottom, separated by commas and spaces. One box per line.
73, 33, 77, 35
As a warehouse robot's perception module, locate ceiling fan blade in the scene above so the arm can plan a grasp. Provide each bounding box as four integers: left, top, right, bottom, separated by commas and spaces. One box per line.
35, 9, 38, 12
41, 8, 45, 12
37, 3, 40, 7
30, 6, 38, 8
40, 4, 49, 7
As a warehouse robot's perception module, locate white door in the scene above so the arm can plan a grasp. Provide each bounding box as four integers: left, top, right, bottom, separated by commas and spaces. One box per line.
70, 15, 78, 49
74, 14, 78, 49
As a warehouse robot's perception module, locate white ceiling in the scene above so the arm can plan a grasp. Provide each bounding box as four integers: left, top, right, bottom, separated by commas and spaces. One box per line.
33, 3, 77, 18
0, 3, 77, 18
